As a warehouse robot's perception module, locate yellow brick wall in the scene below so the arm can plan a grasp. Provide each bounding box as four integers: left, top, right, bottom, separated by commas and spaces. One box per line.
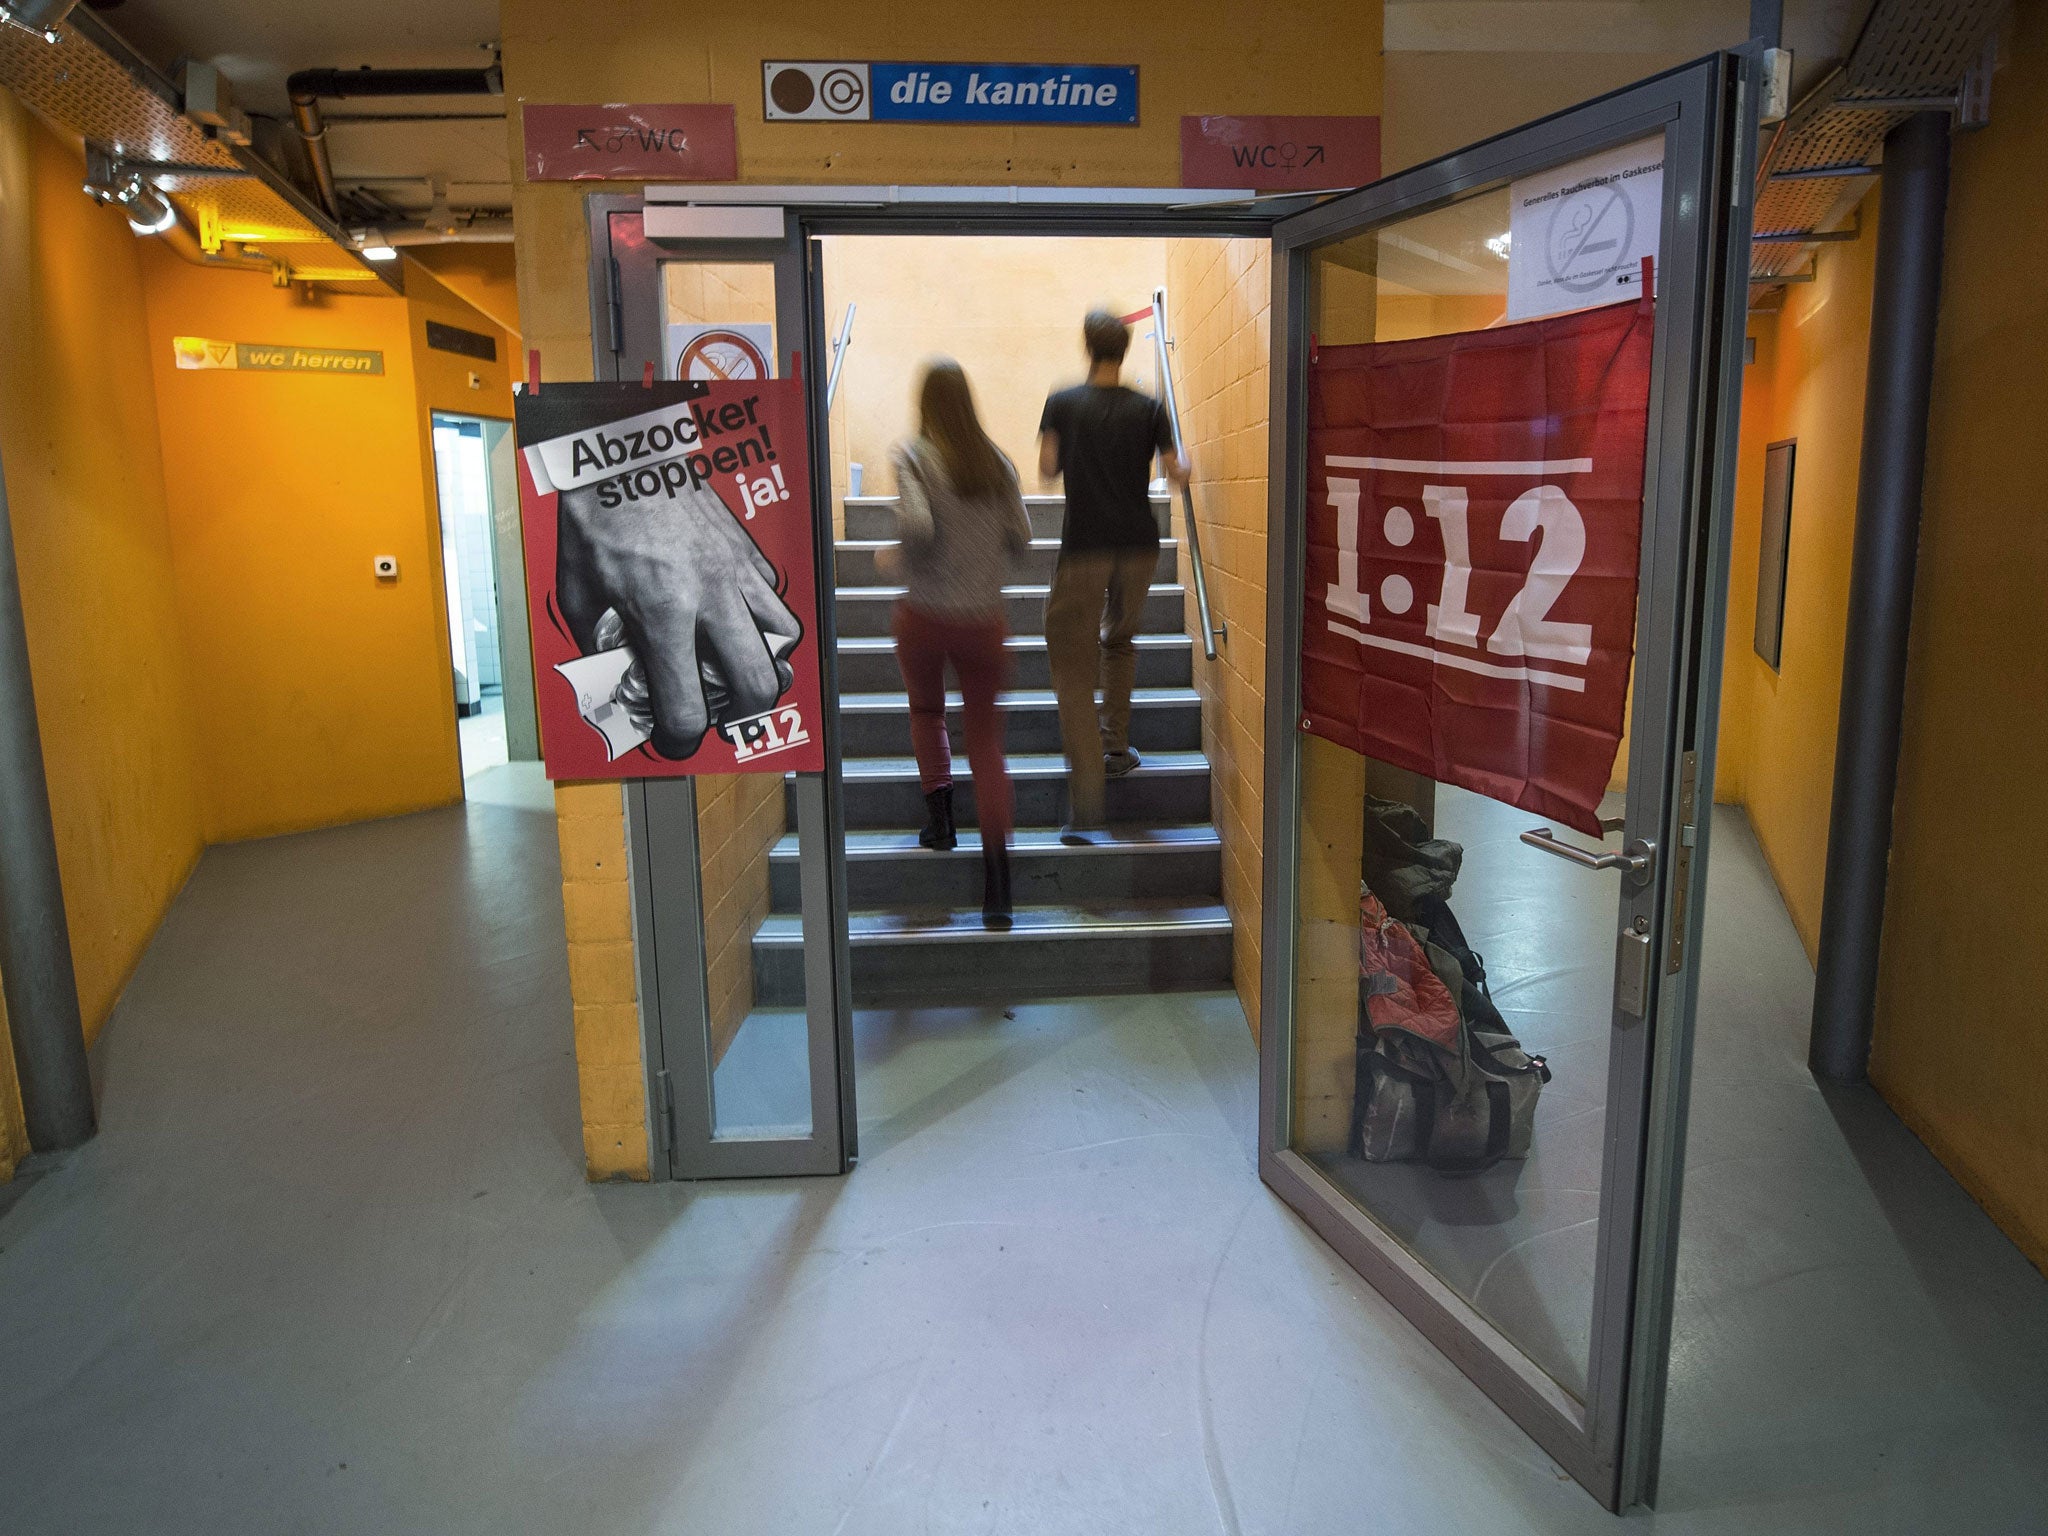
696, 774, 785, 1056
554, 781, 648, 1178
1166, 238, 1272, 1033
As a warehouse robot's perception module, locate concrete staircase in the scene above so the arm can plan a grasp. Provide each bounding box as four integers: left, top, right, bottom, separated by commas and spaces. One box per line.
752, 492, 1232, 1005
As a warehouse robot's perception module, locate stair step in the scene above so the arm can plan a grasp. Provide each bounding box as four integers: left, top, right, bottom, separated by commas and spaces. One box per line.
768, 824, 1222, 909
844, 492, 1171, 542
752, 898, 1233, 1004
835, 632, 1191, 692
819, 750, 1215, 829
832, 583, 1188, 638
834, 536, 1177, 588
837, 686, 1201, 757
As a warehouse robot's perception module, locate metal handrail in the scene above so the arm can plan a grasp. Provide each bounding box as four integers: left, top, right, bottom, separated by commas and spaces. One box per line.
1148, 286, 1224, 660
824, 302, 857, 410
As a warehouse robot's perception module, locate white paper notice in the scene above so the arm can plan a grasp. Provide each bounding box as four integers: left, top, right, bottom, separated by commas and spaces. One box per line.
1506, 135, 1663, 322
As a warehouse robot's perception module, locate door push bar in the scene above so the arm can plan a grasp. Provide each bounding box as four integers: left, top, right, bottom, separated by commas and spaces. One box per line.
1520, 826, 1657, 883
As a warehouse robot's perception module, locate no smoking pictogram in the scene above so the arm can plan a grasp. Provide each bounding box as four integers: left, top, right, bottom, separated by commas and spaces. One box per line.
1545, 182, 1635, 295
676, 330, 770, 381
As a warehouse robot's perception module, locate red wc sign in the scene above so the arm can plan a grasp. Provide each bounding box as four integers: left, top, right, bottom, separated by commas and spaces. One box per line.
1300, 295, 1655, 837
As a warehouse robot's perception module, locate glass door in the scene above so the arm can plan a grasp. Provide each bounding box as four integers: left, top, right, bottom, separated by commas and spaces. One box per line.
1260, 55, 1755, 1508
592, 200, 856, 1178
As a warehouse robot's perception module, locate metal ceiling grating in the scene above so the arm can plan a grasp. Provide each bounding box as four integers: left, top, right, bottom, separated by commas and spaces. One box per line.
0, 13, 394, 291
1750, 0, 2009, 290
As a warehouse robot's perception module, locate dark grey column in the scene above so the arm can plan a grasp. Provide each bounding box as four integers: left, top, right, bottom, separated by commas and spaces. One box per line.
1809, 111, 1952, 1081
0, 447, 94, 1148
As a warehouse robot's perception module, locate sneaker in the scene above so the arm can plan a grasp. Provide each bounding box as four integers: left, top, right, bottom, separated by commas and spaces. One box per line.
1103, 747, 1143, 779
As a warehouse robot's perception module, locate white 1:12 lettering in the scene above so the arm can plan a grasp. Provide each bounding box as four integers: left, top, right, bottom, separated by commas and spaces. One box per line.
1325, 480, 1594, 663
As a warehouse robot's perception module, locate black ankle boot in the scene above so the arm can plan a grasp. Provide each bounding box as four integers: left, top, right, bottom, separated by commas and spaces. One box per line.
918, 787, 957, 851
981, 841, 1013, 930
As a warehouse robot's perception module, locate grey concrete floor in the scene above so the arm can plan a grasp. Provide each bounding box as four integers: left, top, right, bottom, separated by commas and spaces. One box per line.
1, 762, 2043, 1533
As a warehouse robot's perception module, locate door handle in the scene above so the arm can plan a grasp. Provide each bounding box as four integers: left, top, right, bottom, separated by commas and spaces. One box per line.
1520, 826, 1657, 882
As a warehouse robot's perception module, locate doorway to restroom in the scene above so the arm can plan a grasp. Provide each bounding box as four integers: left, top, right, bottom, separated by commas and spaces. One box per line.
428, 411, 540, 786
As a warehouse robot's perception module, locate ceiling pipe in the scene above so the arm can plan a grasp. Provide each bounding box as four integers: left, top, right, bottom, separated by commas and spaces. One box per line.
288, 88, 340, 217
379, 218, 514, 245
286, 64, 503, 221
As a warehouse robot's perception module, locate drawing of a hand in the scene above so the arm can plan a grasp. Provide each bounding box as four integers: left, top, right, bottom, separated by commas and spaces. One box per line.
556, 476, 799, 759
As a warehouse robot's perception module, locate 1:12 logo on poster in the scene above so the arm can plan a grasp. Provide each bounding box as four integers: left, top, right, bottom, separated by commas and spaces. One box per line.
722, 705, 811, 762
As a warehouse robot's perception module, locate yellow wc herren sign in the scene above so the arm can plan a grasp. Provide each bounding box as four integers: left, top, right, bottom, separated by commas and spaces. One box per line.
172, 336, 385, 375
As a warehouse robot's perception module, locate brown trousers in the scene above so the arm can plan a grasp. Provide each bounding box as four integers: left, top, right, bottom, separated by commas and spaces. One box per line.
1044, 545, 1160, 827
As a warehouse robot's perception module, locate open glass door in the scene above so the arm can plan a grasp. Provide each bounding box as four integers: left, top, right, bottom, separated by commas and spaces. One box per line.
1260, 55, 1755, 1508
592, 200, 856, 1178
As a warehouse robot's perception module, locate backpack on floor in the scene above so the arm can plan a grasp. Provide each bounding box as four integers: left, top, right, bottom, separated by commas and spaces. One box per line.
1348, 797, 1551, 1175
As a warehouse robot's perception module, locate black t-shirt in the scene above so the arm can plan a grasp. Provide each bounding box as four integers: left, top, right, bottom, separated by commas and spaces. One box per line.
1038, 383, 1174, 553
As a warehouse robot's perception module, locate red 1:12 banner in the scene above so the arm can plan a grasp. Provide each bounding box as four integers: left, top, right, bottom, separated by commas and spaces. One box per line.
515, 377, 825, 779
1300, 293, 1654, 837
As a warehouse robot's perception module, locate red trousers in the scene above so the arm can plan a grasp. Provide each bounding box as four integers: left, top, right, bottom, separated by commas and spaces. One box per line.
891, 602, 1013, 844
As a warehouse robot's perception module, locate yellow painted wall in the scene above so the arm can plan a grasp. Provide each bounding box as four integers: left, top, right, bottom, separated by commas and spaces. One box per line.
822, 236, 1170, 498
503, 0, 1384, 1178
0, 91, 206, 1160
405, 243, 523, 340
141, 250, 512, 841
1869, 4, 2048, 1273
1713, 218, 1879, 956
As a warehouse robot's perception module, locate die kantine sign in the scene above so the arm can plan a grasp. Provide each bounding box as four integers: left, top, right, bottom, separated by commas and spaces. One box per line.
762, 61, 1138, 125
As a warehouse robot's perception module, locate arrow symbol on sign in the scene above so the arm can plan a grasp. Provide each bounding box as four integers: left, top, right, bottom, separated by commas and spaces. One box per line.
1305, 145, 1326, 167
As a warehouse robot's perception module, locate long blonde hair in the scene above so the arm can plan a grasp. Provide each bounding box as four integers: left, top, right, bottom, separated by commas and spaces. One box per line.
917, 357, 1008, 500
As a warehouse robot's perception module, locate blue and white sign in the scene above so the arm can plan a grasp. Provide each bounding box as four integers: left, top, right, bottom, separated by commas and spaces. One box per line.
763, 61, 1139, 125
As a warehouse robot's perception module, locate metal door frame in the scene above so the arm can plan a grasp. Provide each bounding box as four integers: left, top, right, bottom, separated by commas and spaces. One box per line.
1257, 52, 1757, 1510
593, 202, 853, 1178
589, 192, 1294, 1183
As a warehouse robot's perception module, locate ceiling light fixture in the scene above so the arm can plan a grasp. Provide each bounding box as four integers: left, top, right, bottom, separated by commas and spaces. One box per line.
124, 183, 176, 236
82, 148, 180, 238
359, 230, 399, 262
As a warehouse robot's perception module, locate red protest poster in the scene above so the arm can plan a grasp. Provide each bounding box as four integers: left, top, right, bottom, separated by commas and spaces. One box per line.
1300, 294, 1654, 837
515, 377, 825, 779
